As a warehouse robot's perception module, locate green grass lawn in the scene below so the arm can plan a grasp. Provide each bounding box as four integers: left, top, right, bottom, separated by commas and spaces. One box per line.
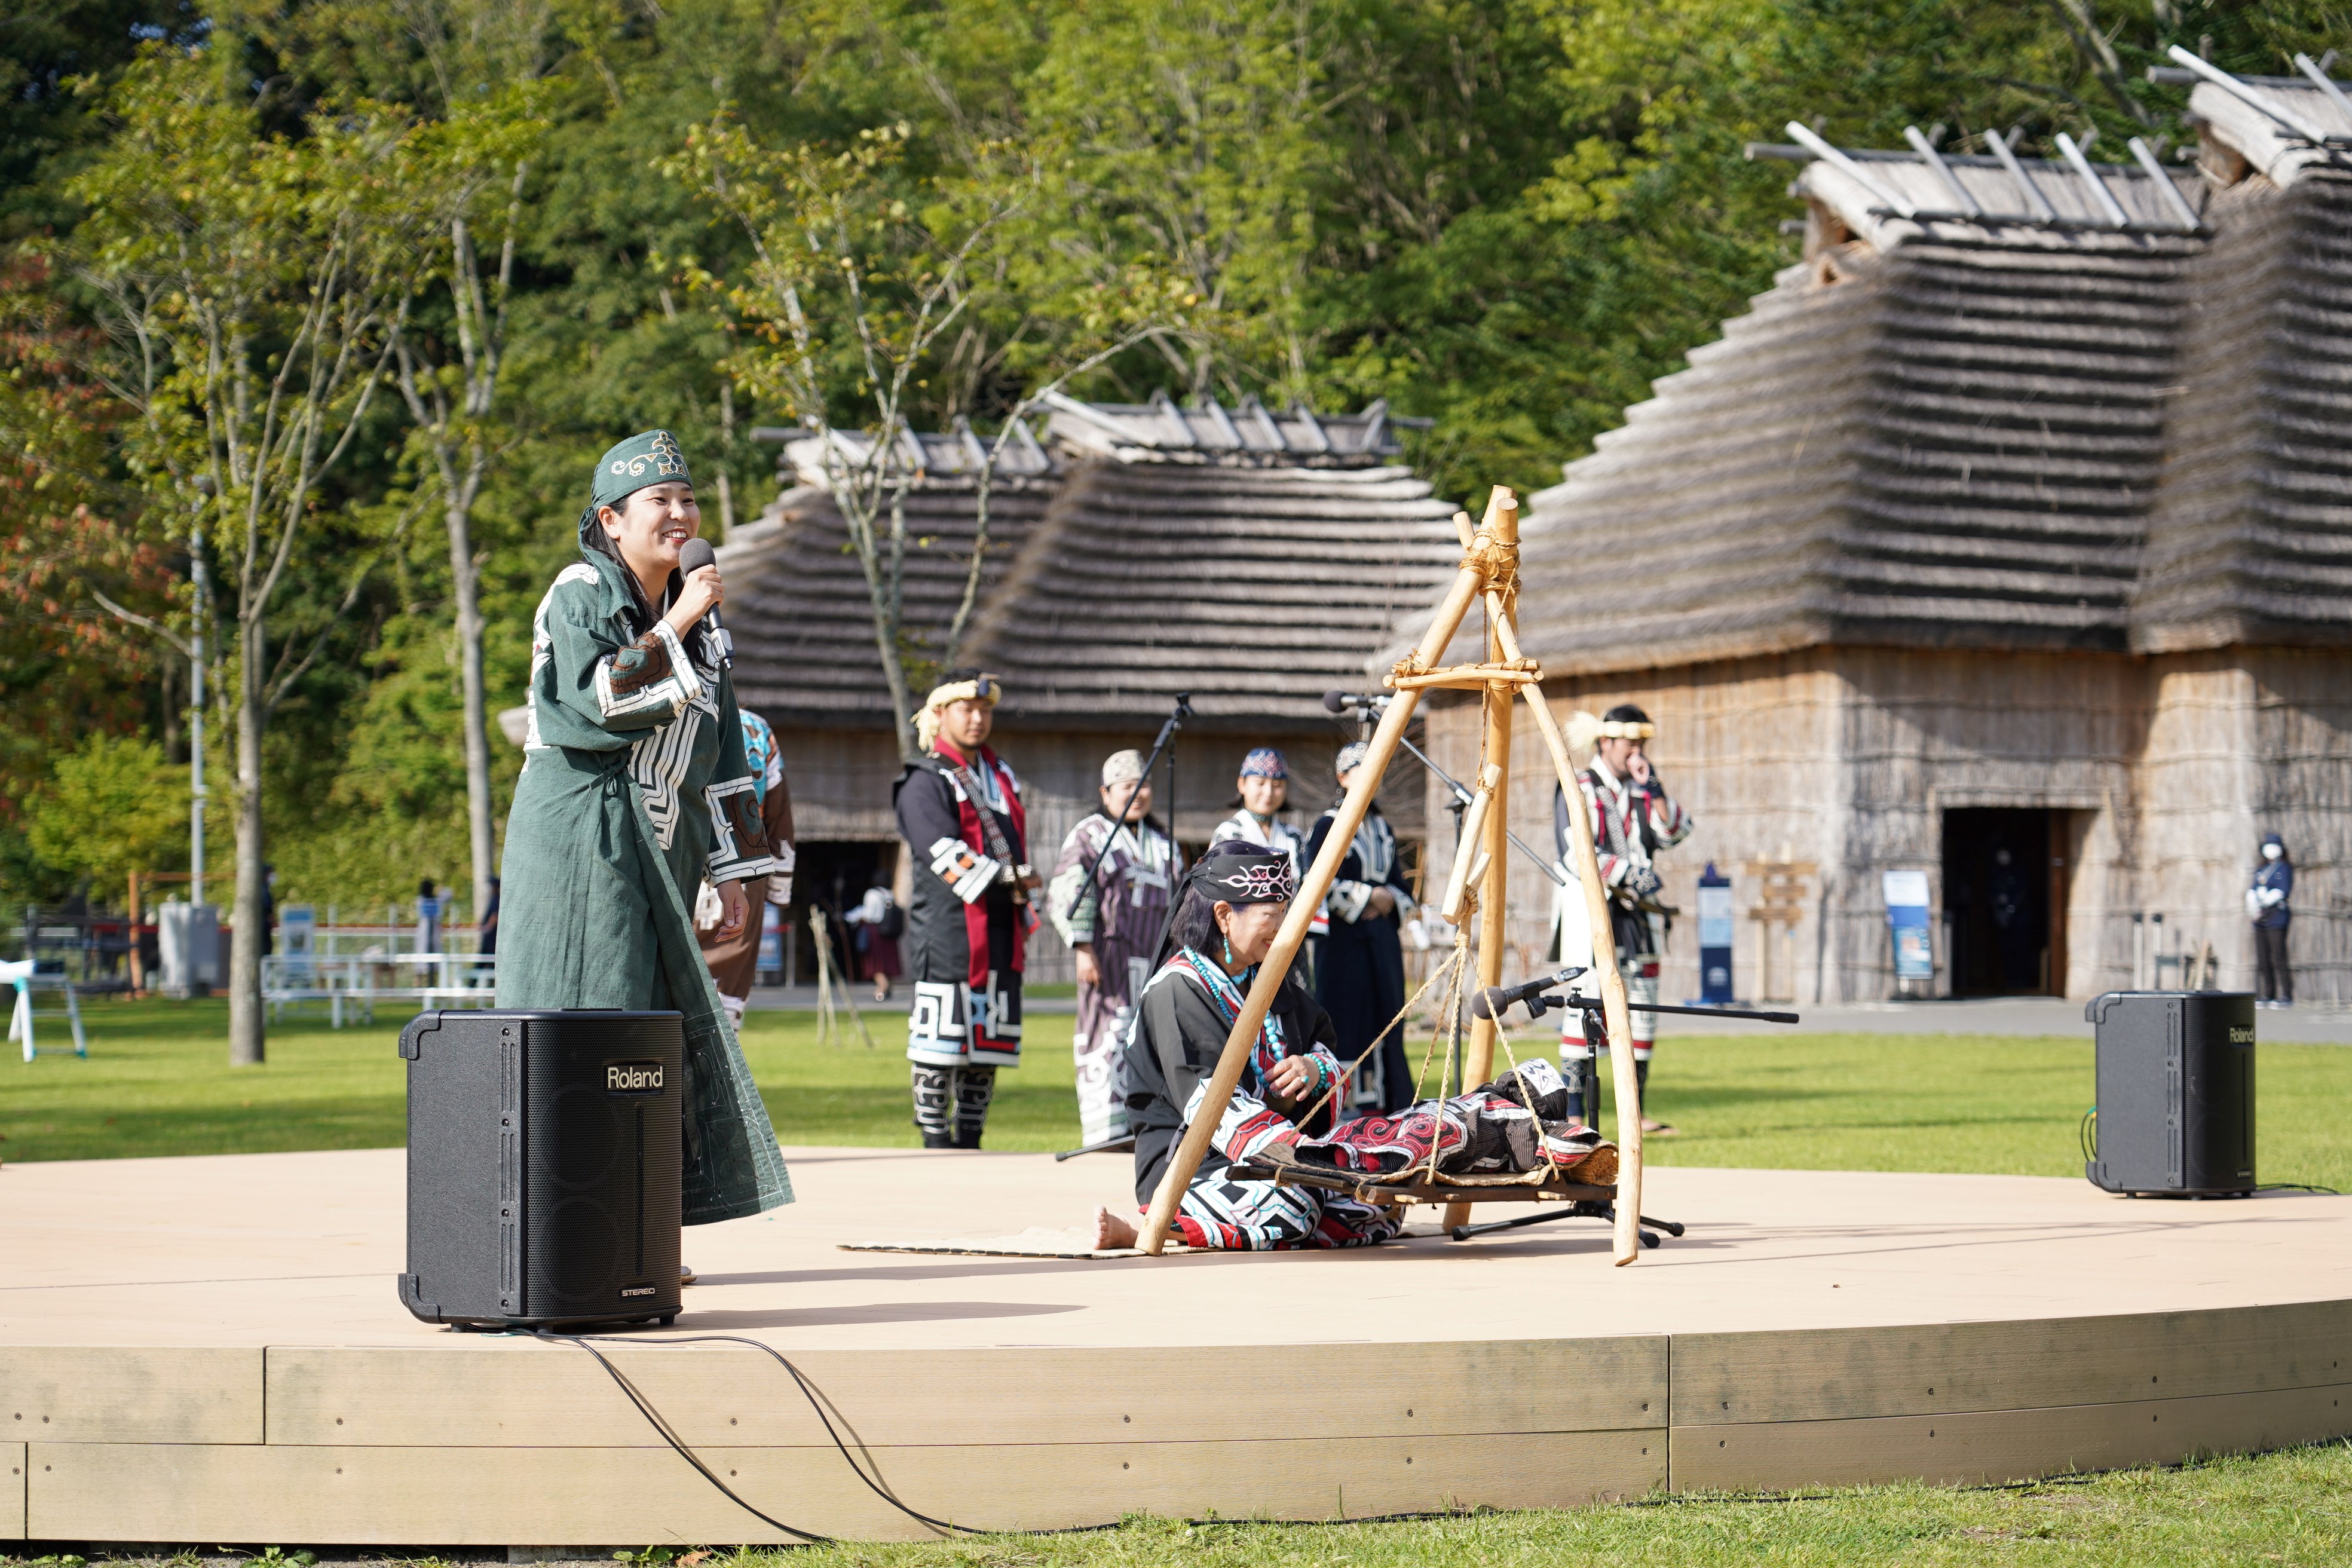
4, 997, 2345, 1189
7, 1442, 2345, 1566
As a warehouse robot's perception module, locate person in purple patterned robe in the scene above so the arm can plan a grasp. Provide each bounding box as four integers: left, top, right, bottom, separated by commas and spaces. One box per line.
1047, 749, 1179, 1146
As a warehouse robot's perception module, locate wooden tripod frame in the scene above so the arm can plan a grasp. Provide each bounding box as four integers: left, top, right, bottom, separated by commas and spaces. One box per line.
1137, 486, 1647, 1264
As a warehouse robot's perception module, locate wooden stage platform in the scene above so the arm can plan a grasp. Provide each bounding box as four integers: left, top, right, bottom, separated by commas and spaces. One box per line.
4, 1146, 2348, 1545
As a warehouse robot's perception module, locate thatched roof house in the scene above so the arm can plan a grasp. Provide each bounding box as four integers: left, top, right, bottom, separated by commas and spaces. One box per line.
1398, 67, 2352, 1002
720, 396, 1459, 971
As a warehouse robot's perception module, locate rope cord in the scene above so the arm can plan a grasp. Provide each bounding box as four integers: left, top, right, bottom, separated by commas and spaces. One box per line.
1291, 943, 1465, 1134
534, 1328, 985, 1541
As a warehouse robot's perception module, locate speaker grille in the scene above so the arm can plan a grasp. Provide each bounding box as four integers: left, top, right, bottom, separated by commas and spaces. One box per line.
523, 1013, 684, 1318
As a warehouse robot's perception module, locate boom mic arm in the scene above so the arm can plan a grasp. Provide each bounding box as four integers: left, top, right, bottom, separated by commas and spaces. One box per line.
1472, 972, 1802, 1027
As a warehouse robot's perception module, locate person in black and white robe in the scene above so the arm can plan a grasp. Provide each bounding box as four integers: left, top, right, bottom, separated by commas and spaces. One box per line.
1307, 740, 1419, 1114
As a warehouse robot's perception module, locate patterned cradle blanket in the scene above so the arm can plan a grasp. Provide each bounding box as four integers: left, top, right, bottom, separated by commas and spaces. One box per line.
1296, 1059, 1613, 1184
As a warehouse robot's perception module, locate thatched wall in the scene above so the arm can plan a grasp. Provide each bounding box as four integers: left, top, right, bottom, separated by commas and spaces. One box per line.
1419, 647, 2352, 1005
773, 720, 1418, 985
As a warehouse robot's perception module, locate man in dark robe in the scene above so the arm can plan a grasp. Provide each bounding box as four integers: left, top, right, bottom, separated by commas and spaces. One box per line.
894, 671, 1034, 1149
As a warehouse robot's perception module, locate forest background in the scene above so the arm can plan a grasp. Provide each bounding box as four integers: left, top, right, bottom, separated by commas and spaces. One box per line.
1, 0, 2339, 927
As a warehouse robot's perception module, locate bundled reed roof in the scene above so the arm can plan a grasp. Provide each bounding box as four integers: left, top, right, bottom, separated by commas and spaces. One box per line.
1385, 71, 2352, 678
722, 397, 1458, 729
2133, 166, 2352, 651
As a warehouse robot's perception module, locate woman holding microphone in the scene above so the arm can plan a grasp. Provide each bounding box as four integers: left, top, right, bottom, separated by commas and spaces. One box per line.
497, 429, 793, 1229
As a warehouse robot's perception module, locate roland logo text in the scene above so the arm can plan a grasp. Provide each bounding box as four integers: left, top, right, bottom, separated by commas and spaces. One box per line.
2229, 1027, 2255, 1045
606, 1061, 665, 1093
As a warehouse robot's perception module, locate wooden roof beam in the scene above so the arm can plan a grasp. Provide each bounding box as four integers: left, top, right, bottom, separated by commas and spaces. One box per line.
2127, 137, 2204, 231
1149, 387, 1199, 448
1199, 396, 1246, 451
1784, 121, 1915, 216
1904, 125, 1983, 216
2053, 133, 2131, 228
1986, 128, 2059, 222
2166, 45, 2341, 146
1040, 389, 1160, 448
1290, 401, 1334, 455
2293, 53, 2352, 130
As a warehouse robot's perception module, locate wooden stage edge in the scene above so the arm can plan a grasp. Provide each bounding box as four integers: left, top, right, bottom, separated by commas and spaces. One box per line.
3, 1146, 2350, 1545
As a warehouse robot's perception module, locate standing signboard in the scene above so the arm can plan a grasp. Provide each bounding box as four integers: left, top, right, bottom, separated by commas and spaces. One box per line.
1884, 869, 1934, 992
1697, 862, 1734, 1004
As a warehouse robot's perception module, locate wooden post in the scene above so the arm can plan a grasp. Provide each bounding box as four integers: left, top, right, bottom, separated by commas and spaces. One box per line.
1468, 568, 1642, 1264
1135, 550, 1491, 1255
127, 871, 145, 994
1517, 687, 1644, 1264
1444, 489, 1518, 1230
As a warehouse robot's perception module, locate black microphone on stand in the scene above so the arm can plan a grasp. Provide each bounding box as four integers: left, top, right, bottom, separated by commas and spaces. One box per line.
677, 537, 732, 668
1322, 689, 1394, 717
1471, 966, 1588, 1021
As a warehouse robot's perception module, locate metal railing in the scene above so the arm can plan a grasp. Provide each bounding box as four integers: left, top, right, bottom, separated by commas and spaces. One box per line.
262, 951, 498, 1027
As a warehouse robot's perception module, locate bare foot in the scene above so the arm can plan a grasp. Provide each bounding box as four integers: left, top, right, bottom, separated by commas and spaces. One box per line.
1093, 1205, 1138, 1250
1640, 1116, 1678, 1137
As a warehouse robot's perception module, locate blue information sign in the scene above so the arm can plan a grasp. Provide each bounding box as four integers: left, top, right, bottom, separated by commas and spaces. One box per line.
1698, 862, 1734, 1004
1884, 869, 1933, 982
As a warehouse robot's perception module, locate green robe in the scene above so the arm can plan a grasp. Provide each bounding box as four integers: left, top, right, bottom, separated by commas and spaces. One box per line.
495, 547, 793, 1224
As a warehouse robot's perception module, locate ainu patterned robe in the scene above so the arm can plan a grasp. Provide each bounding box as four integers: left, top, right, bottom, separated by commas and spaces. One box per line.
1553, 757, 1692, 1054
1047, 813, 1178, 1146
1124, 949, 1401, 1251
895, 742, 1029, 1067
1307, 803, 1419, 1111
497, 547, 791, 1226
1123, 956, 1610, 1251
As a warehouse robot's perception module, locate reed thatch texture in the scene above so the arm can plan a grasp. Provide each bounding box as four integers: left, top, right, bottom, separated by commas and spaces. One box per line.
1419, 641, 2352, 1004
1391, 95, 2352, 1002
721, 477, 1061, 727
961, 460, 1460, 725
2133, 170, 2352, 650
719, 399, 1453, 984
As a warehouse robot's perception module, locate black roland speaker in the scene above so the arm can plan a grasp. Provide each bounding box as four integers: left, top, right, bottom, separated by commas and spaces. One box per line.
399, 1009, 684, 1327
2085, 991, 2256, 1198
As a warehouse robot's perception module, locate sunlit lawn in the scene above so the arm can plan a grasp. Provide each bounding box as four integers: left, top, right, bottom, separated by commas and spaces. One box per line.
5, 1442, 2349, 1566
4, 996, 2345, 1192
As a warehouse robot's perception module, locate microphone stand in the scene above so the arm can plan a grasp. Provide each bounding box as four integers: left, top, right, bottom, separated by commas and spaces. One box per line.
1052, 693, 1191, 1162
1332, 695, 1566, 888
1076, 692, 1192, 902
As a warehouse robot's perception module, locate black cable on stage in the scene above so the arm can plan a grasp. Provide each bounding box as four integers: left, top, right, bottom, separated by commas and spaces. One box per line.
2257, 1182, 2341, 1195
535, 1328, 984, 1539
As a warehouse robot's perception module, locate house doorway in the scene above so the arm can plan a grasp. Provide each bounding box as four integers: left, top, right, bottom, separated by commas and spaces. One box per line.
1942, 809, 2070, 996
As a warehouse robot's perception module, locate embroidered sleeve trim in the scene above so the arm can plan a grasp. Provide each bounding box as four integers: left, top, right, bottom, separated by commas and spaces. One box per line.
705, 775, 779, 883
594, 620, 701, 720
929, 835, 1000, 904
1327, 879, 1374, 924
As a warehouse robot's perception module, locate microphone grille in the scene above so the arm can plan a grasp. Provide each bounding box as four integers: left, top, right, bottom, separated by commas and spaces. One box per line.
1322, 689, 1348, 713
678, 537, 717, 572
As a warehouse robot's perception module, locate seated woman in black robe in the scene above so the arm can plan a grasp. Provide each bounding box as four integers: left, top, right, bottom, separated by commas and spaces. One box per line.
1097, 843, 1405, 1251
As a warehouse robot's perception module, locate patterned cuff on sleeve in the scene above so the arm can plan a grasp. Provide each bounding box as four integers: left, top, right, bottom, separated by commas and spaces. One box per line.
705, 776, 779, 884
1327, 879, 1374, 924
593, 620, 702, 720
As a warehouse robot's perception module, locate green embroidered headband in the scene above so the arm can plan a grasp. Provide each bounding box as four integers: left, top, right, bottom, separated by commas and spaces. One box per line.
577, 429, 694, 544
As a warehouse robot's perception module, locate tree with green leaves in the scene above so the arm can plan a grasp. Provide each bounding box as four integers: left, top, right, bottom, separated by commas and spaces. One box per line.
670, 114, 1208, 759
388, 87, 547, 924
25, 733, 189, 904
71, 48, 426, 1064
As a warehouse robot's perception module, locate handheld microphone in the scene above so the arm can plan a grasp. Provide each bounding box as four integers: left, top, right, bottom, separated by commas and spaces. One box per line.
676, 537, 733, 667
1322, 689, 1393, 715
1470, 966, 1588, 1021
